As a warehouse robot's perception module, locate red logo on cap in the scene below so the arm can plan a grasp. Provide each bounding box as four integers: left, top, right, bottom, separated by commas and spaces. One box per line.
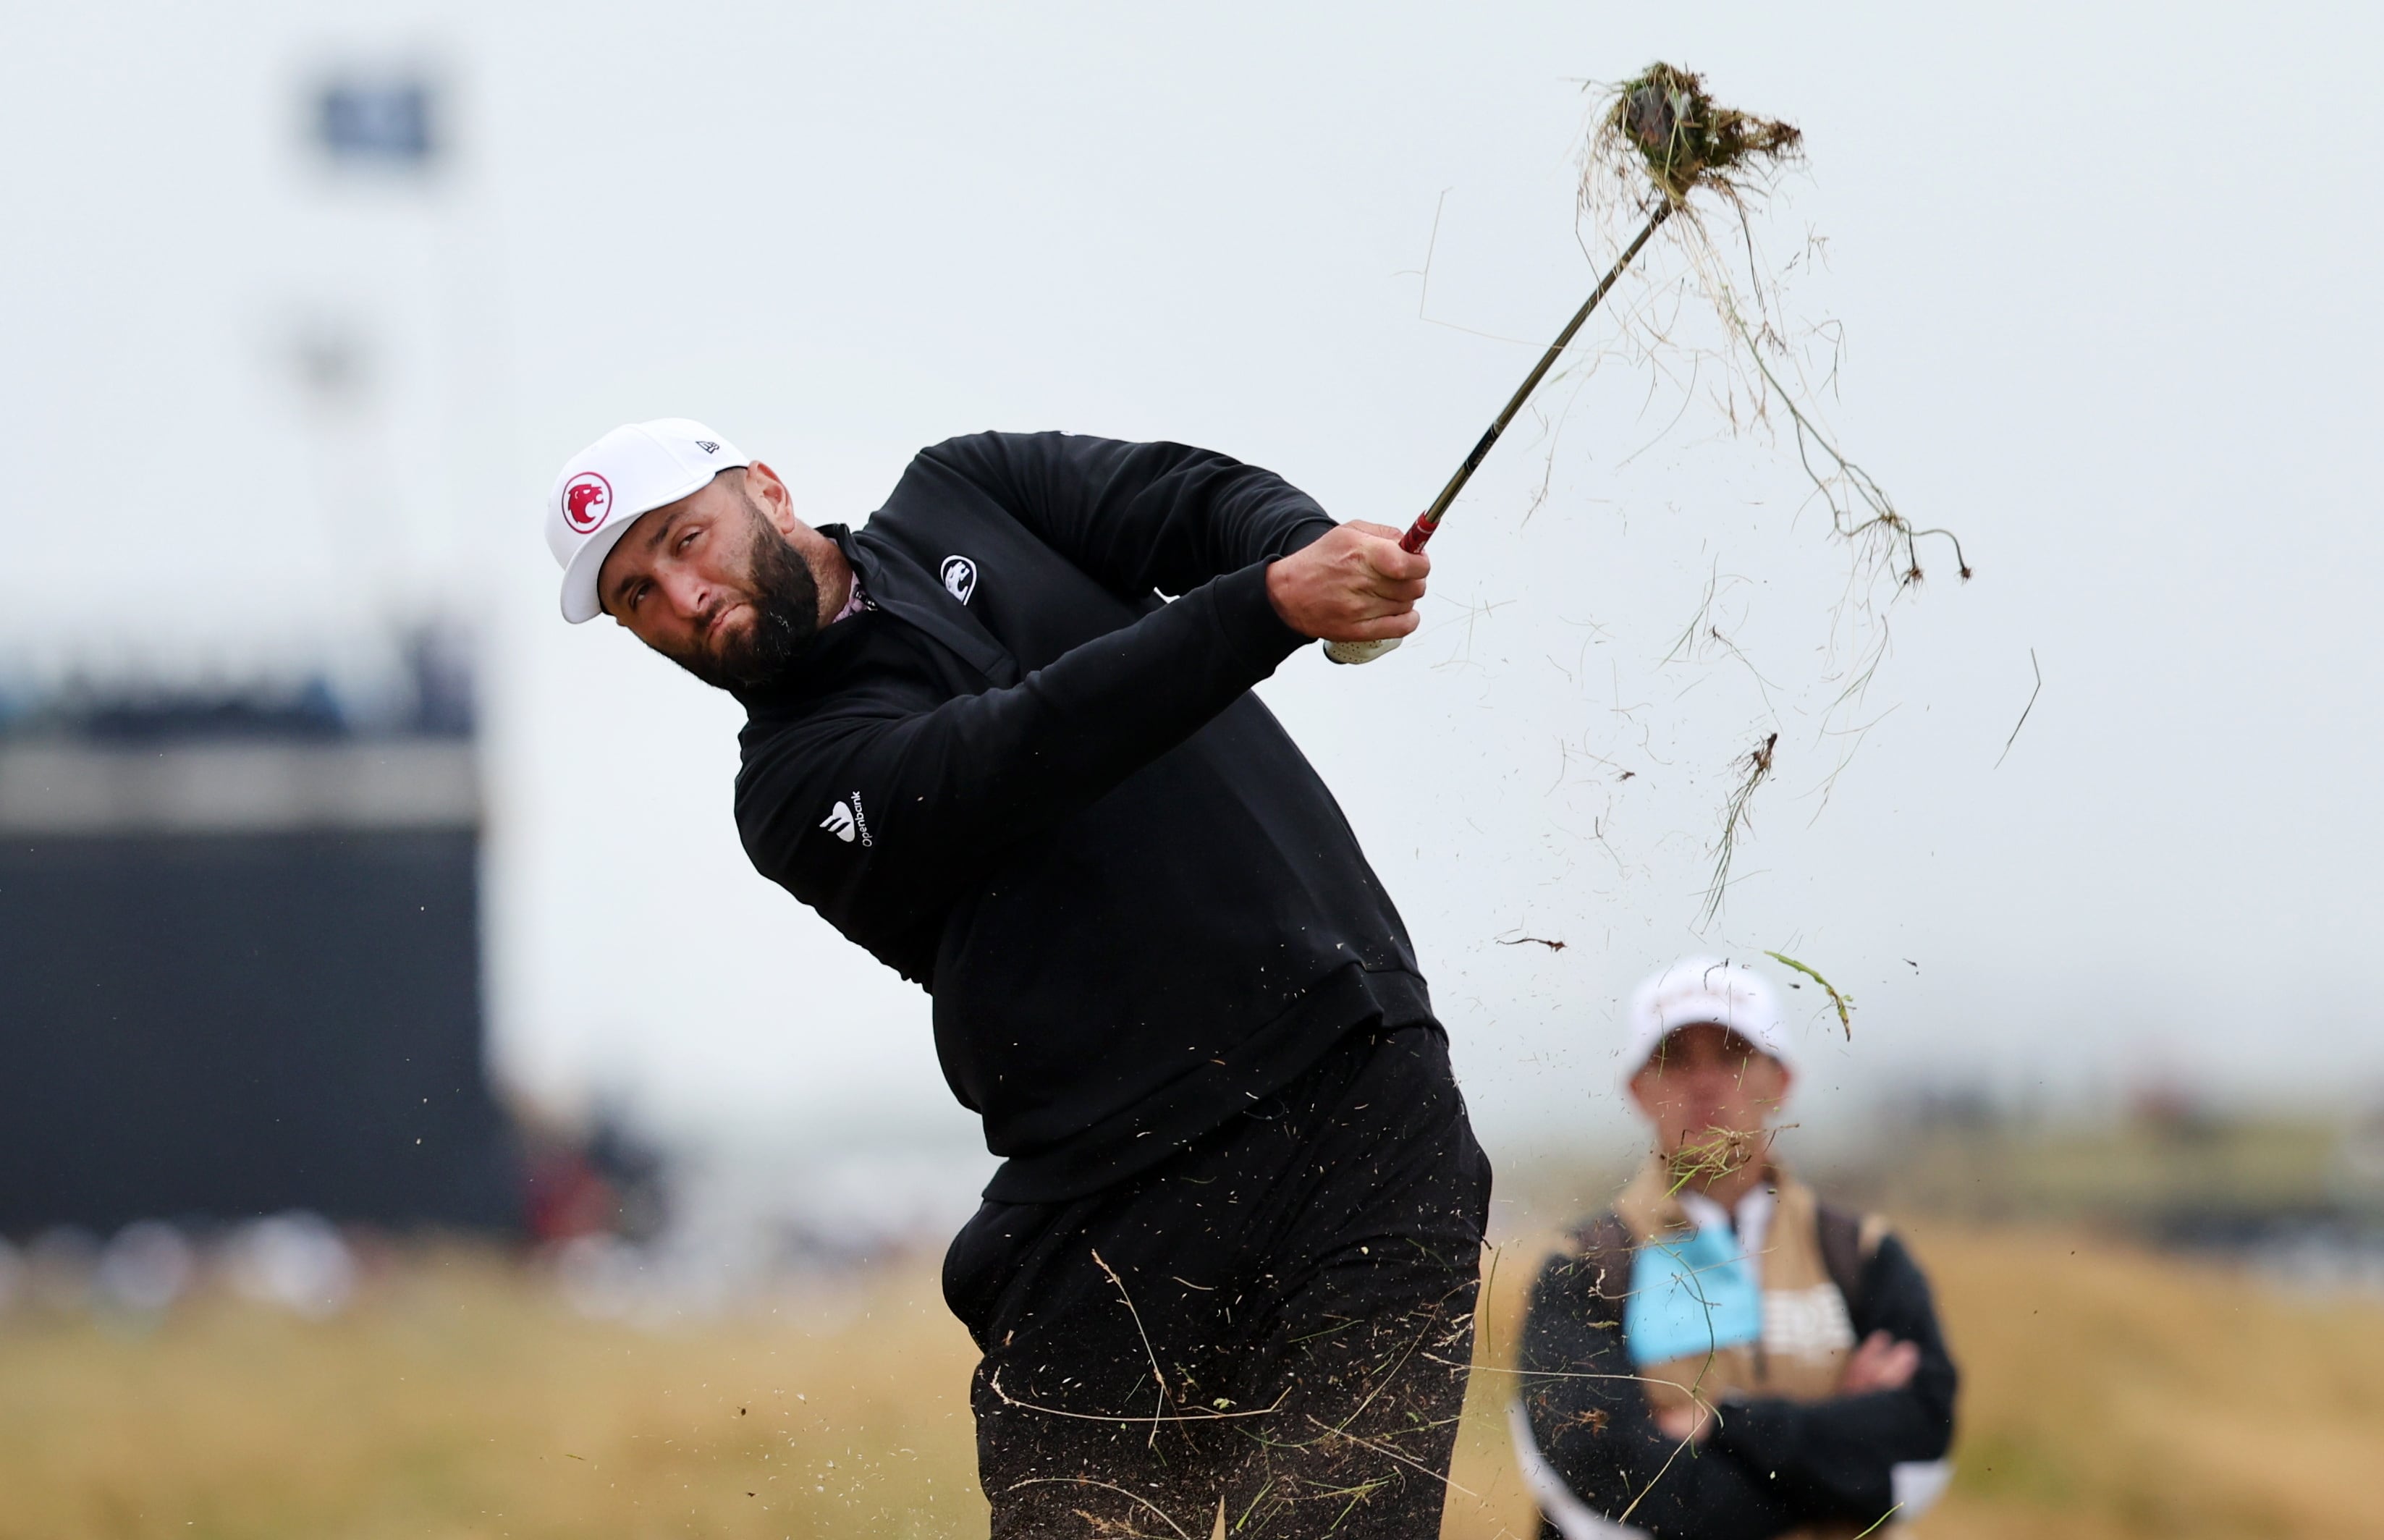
563, 473, 612, 534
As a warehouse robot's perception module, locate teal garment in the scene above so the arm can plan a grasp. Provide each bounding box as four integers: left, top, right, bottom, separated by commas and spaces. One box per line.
1623, 1222, 1762, 1366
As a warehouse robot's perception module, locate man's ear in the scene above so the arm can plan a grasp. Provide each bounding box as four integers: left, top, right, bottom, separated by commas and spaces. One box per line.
1626, 1065, 1657, 1120
745, 460, 801, 537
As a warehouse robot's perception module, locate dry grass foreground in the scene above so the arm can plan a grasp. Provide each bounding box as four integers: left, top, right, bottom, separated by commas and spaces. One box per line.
4, 1225, 2383, 1539
0, 1258, 982, 1539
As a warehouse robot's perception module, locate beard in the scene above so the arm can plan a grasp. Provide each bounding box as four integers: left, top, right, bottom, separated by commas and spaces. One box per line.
664, 492, 824, 691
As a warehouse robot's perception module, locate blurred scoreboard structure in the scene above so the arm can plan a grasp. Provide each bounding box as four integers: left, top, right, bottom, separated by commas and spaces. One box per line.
0, 653, 515, 1232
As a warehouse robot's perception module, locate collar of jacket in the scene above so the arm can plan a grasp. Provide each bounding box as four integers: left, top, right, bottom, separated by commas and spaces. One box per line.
1615, 1149, 1809, 1246
830, 522, 1020, 685
740, 521, 1023, 703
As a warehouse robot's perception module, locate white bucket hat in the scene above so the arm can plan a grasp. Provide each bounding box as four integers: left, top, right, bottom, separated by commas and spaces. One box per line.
1622, 955, 1792, 1079
546, 418, 748, 622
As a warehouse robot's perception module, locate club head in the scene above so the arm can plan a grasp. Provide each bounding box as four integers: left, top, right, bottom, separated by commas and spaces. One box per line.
1623, 83, 1678, 153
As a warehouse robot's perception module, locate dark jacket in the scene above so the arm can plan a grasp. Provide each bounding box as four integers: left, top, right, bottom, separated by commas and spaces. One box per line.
731, 432, 1432, 1202
1518, 1185, 1958, 1539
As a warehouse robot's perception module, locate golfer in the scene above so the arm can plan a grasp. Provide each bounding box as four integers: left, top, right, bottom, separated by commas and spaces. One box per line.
545, 420, 1490, 1537
1512, 957, 1956, 1539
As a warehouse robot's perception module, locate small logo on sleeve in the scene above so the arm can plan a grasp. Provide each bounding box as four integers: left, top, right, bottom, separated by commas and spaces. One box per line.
562, 473, 612, 533
819, 794, 872, 847
940, 555, 978, 605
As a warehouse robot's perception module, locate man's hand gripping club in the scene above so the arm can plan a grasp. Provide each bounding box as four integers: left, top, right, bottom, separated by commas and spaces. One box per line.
1266, 522, 1429, 651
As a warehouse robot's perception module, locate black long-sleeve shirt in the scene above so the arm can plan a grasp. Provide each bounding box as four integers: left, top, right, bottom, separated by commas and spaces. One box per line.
730, 433, 1432, 1202
1518, 1227, 1957, 1537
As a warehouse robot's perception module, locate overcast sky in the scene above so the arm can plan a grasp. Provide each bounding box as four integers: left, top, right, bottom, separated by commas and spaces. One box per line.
4, 1, 2378, 1159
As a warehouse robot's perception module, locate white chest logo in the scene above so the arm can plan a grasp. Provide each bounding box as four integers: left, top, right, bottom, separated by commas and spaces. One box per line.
819, 801, 858, 843
940, 554, 978, 604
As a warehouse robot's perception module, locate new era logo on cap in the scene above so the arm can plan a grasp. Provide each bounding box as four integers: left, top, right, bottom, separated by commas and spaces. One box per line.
545, 418, 750, 624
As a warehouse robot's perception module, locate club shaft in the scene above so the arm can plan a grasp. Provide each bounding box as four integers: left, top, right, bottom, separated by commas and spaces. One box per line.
1398, 201, 1673, 554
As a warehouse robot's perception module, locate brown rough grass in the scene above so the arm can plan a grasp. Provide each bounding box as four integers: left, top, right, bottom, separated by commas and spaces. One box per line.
4, 1225, 2380, 1538
0, 1248, 984, 1539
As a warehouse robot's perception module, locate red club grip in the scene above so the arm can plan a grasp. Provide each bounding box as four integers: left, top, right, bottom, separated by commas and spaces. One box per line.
1398, 513, 1439, 554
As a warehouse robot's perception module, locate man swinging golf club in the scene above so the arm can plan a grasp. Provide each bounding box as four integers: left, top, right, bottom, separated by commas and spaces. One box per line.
545, 419, 1491, 1537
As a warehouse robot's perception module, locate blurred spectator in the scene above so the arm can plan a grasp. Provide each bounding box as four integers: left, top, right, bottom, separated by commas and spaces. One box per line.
1513, 957, 1958, 1539
27, 1227, 98, 1311
95, 1221, 195, 1315
520, 1109, 667, 1245
2129, 1069, 2221, 1143
222, 1212, 358, 1319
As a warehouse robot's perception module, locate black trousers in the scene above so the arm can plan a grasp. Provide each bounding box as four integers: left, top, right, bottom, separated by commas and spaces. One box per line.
943, 1025, 1493, 1539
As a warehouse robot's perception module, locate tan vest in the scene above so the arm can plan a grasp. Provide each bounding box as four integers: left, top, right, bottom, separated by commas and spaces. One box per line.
1613, 1159, 1885, 1540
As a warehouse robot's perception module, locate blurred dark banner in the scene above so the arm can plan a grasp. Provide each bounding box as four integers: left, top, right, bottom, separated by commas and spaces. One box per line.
0, 651, 515, 1232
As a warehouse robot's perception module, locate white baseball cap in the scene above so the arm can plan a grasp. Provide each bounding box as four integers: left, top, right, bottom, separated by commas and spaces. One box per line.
1621, 955, 1793, 1078
546, 418, 749, 622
